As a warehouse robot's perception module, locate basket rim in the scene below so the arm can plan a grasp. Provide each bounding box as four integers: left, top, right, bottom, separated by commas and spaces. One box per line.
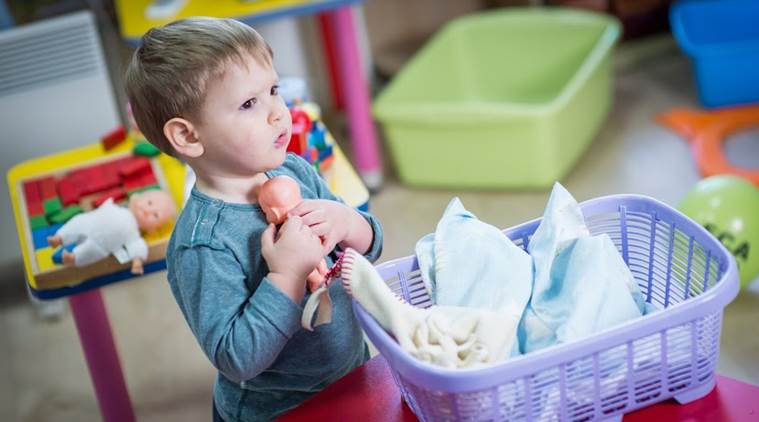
355, 193, 739, 393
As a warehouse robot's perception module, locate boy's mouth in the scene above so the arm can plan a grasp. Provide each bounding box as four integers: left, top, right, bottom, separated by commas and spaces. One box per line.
274, 130, 289, 148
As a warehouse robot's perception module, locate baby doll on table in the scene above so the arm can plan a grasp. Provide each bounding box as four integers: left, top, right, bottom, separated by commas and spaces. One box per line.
47, 189, 177, 274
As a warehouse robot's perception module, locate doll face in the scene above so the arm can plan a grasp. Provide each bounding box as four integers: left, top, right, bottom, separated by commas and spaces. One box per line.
129, 190, 177, 233
258, 175, 302, 224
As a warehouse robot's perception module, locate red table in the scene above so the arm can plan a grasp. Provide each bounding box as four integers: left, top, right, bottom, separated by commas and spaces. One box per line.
279, 355, 759, 421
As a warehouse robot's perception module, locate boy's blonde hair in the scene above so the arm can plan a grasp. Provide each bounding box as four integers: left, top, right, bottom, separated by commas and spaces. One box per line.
125, 17, 273, 157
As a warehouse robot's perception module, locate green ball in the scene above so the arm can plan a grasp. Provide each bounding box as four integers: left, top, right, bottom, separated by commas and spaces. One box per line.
678, 175, 759, 288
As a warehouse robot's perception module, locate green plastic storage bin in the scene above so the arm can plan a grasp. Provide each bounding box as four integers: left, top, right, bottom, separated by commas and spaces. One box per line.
373, 8, 621, 189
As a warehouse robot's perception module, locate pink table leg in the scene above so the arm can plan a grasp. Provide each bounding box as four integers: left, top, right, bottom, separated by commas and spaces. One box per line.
325, 6, 383, 190
69, 289, 136, 422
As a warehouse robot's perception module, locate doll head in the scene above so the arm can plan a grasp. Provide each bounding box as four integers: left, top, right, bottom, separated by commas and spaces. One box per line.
258, 175, 302, 224
128, 189, 178, 233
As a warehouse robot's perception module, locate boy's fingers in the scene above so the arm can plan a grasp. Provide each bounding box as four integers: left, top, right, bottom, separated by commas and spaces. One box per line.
261, 223, 276, 249
299, 209, 325, 227
289, 201, 315, 216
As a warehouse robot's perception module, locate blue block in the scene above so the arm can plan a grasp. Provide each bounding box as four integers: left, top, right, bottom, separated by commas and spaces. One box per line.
32, 228, 49, 250
52, 243, 76, 264
309, 123, 327, 149
318, 144, 333, 161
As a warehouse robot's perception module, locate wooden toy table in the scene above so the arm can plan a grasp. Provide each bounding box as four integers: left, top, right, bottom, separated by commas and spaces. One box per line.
114, 0, 384, 189
278, 355, 759, 421
7, 131, 369, 422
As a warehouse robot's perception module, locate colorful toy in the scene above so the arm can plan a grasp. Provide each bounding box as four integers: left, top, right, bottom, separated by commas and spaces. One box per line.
286, 105, 335, 174
258, 175, 333, 331
658, 105, 759, 186
678, 175, 759, 287
14, 146, 183, 291
47, 189, 176, 275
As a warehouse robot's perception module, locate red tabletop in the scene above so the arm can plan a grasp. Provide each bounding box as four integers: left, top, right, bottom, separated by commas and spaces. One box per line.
278, 355, 758, 422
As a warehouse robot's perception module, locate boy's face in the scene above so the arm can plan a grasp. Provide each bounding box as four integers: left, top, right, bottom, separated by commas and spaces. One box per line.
193, 54, 291, 177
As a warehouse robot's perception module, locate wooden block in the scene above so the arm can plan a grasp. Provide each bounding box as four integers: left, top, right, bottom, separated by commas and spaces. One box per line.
91, 188, 126, 208
43, 198, 62, 217
133, 142, 160, 157
39, 177, 57, 199
35, 248, 56, 273
23, 180, 41, 205
30, 215, 49, 230
119, 157, 151, 177
100, 126, 127, 151
123, 167, 156, 191
32, 227, 50, 250
49, 205, 83, 224
57, 177, 80, 206
27, 201, 44, 216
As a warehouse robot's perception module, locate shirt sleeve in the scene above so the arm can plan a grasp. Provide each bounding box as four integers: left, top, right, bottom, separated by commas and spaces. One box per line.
171, 244, 304, 383
291, 154, 384, 263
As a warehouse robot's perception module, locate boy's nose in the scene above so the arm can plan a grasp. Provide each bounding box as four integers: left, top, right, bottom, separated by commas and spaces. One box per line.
268, 105, 283, 125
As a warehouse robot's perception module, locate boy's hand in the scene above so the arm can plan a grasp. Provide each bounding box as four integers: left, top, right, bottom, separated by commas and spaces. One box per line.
290, 199, 351, 255
262, 215, 323, 302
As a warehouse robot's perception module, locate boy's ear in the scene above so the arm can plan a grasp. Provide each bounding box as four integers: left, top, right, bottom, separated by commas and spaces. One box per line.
164, 117, 204, 158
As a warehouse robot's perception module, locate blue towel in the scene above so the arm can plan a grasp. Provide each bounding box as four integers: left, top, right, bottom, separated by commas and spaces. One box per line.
415, 197, 533, 314
518, 183, 649, 354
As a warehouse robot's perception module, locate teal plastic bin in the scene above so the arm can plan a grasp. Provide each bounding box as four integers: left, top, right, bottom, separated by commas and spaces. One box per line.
373, 8, 621, 189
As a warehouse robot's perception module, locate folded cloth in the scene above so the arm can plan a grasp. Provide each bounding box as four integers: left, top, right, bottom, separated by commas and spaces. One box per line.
342, 248, 522, 369
415, 198, 533, 314
518, 183, 648, 354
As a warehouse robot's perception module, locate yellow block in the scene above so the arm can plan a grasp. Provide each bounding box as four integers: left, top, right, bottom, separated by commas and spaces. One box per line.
35, 248, 56, 273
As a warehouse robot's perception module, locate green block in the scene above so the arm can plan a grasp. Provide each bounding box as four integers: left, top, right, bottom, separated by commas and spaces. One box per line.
43, 198, 63, 216
128, 185, 161, 196
133, 142, 161, 157
30, 215, 49, 230
49, 205, 83, 225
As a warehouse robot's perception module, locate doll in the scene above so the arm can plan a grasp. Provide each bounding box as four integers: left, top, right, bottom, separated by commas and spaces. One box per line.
47, 189, 177, 275
258, 175, 332, 331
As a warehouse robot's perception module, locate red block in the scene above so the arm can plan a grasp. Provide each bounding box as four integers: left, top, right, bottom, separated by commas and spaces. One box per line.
119, 157, 151, 178
100, 126, 127, 151
27, 201, 43, 216
123, 167, 157, 191
39, 177, 57, 199
83, 164, 120, 194
91, 188, 126, 208
287, 123, 308, 155
57, 177, 80, 206
23, 180, 41, 205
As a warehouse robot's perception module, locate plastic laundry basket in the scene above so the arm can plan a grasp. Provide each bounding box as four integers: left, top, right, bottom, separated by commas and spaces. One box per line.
372, 8, 620, 189
670, 0, 759, 108
354, 195, 739, 421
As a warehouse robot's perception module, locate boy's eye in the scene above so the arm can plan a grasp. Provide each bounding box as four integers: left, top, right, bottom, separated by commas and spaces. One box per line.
270, 85, 279, 96
240, 98, 257, 110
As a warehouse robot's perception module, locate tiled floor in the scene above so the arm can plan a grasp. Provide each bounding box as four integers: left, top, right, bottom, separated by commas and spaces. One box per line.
1, 27, 758, 422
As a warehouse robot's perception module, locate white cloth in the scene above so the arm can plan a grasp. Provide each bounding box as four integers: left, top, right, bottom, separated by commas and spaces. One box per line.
342, 248, 522, 369
56, 198, 148, 266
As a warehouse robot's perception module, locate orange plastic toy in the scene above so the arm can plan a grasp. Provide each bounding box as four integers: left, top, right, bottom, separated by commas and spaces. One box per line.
657, 105, 759, 186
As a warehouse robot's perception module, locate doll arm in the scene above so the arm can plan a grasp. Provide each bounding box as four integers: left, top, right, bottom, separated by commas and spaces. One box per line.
123, 235, 149, 262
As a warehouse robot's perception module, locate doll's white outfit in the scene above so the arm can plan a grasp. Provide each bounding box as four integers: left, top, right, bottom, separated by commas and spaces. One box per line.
56, 198, 148, 266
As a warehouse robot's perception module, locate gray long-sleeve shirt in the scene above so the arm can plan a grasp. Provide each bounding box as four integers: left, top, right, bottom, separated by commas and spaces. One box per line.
166, 154, 383, 421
